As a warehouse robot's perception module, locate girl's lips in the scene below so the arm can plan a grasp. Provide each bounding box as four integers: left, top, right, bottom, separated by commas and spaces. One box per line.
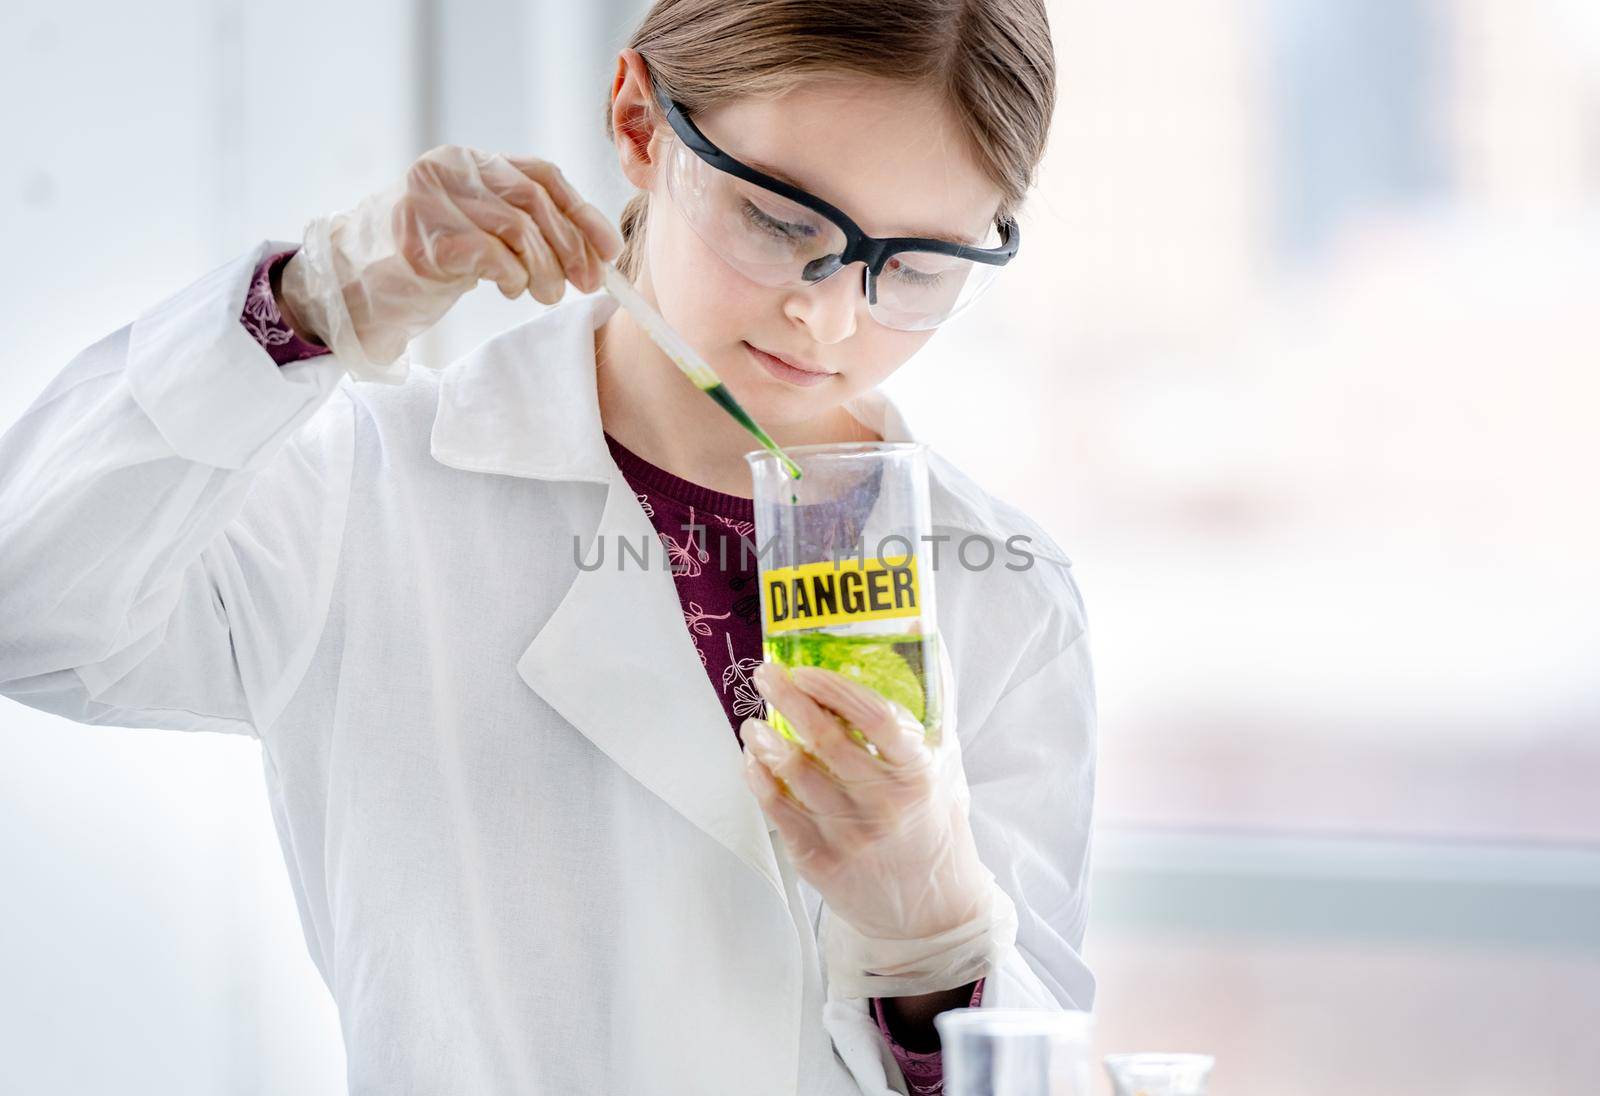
745, 342, 836, 388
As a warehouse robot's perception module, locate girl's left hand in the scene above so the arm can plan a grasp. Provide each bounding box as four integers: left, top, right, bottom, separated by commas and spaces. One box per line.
740, 657, 992, 944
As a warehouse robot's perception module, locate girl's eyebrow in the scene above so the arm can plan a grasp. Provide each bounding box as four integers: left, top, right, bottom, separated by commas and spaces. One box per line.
742, 155, 982, 246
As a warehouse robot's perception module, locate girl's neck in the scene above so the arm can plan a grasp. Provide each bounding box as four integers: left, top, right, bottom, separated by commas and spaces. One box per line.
593, 278, 880, 499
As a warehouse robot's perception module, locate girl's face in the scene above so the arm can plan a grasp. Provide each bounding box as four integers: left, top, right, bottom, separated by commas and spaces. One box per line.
613, 58, 1004, 428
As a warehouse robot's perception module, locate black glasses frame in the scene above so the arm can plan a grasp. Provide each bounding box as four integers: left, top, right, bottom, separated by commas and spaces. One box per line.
649, 79, 1020, 307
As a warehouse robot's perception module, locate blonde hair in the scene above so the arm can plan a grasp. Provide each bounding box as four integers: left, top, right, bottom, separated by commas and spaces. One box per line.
601, 0, 1057, 279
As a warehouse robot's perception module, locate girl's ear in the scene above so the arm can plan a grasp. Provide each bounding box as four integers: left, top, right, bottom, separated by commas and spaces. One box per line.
609, 47, 663, 191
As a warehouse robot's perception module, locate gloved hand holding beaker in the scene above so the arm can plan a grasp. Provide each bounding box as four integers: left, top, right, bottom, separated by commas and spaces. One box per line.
742, 637, 1018, 999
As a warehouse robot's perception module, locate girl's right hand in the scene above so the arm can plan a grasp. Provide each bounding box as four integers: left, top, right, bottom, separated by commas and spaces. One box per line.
279, 144, 624, 375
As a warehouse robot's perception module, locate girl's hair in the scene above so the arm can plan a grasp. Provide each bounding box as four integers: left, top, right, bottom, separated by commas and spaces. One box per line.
601, 0, 1057, 279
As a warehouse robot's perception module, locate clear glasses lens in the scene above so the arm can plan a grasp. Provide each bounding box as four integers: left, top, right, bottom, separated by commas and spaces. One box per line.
663, 135, 1003, 331
870, 240, 1003, 332
665, 135, 848, 286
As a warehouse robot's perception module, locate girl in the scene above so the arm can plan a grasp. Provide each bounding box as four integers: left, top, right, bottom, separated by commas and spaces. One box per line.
0, 1, 1095, 1092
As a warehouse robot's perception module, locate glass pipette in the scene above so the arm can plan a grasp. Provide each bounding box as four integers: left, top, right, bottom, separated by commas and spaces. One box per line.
601, 263, 803, 482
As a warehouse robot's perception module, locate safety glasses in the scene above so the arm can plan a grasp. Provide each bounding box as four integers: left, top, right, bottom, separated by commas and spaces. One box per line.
648, 77, 1019, 332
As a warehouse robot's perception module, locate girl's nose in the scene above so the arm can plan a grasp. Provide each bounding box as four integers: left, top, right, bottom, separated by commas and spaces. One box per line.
782, 263, 864, 344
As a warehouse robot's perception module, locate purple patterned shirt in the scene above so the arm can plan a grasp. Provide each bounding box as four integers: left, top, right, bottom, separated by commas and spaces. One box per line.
244, 248, 331, 365
240, 246, 983, 1090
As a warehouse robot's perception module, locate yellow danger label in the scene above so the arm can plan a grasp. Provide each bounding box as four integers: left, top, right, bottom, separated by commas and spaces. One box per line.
763, 555, 921, 633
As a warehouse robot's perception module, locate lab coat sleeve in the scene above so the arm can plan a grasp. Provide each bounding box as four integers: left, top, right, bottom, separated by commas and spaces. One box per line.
821, 623, 1098, 1094
956, 626, 1097, 1011
0, 238, 357, 739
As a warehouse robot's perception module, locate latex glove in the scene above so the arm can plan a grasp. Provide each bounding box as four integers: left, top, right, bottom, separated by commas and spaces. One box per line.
742, 640, 1017, 999
279, 144, 622, 381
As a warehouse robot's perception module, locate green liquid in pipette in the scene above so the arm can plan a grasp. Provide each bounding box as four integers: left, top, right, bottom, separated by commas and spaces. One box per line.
702, 381, 803, 503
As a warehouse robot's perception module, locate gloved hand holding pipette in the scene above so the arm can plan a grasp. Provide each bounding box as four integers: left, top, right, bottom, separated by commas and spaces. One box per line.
278, 143, 623, 379
278, 144, 802, 476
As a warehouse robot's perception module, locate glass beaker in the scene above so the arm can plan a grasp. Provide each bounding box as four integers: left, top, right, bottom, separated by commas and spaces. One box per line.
934, 1007, 1094, 1096
744, 441, 942, 749
1103, 1053, 1215, 1096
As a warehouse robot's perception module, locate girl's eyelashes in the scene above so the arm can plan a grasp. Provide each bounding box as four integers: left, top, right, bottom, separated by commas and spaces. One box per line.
884, 256, 943, 287
741, 199, 814, 240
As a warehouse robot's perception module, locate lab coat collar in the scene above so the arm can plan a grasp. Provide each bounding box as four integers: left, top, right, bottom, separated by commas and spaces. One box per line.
428, 287, 914, 911
427, 289, 1066, 565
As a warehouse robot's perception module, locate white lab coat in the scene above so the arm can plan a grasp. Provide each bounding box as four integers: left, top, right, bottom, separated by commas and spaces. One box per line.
0, 238, 1097, 1095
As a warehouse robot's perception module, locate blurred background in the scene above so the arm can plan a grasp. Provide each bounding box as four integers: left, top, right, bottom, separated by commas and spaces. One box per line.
2, 0, 1596, 1092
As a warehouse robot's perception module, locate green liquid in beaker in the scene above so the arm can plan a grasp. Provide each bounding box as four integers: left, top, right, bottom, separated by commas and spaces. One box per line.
762, 629, 942, 749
